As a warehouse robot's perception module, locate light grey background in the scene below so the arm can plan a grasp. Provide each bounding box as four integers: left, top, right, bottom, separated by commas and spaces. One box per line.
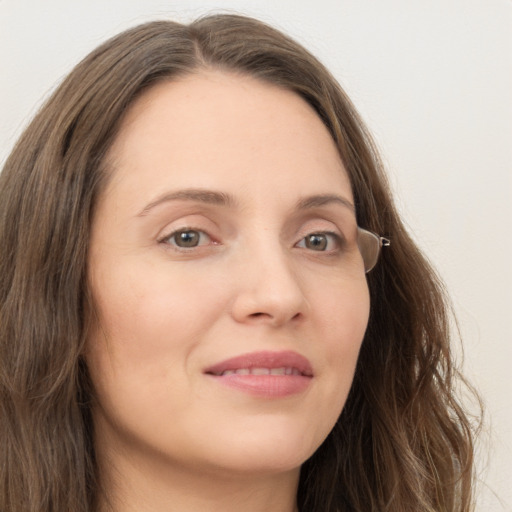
1, 1, 511, 509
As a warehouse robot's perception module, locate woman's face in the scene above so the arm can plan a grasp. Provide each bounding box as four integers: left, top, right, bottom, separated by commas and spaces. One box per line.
86, 71, 370, 478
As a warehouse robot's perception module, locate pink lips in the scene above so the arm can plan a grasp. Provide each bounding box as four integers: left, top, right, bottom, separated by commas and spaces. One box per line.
204, 350, 313, 397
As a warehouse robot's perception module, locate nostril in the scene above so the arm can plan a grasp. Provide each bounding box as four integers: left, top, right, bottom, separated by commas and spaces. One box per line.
247, 311, 302, 323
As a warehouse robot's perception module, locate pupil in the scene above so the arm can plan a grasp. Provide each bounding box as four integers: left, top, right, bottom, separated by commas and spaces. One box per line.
177, 230, 199, 247
307, 234, 327, 251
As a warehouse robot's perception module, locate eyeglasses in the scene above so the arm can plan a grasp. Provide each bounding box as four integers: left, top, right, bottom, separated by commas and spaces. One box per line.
357, 228, 390, 273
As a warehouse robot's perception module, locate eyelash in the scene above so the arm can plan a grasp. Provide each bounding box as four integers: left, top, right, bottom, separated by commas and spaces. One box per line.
295, 231, 343, 252
159, 228, 344, 253
159, 228, 215, 250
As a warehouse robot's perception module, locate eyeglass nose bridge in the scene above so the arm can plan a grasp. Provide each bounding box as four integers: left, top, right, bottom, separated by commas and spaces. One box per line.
357, 227, 390, 273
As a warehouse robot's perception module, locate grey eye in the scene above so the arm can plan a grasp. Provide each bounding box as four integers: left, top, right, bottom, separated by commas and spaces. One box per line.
304, 234, 328, 251
297, 233, 338, 251
175, 230, 200, 247
166, 229, 207, 248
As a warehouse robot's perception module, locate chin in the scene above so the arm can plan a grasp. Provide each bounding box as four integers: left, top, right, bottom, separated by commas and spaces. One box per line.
190, 419, 327, 477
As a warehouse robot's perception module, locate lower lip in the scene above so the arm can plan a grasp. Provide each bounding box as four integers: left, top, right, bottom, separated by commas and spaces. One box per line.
208, 374, 312, 398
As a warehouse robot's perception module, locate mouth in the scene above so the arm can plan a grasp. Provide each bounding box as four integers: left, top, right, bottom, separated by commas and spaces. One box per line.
210, 367, 305, 376
204, 350, 313, 398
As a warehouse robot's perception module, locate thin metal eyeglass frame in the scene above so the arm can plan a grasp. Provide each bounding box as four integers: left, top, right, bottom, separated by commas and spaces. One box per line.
357, 227, 390, 273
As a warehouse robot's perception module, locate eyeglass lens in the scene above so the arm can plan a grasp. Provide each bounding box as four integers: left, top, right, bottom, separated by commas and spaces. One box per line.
357, 228, 390, 273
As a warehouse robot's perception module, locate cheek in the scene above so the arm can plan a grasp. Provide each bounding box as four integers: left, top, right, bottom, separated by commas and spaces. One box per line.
84, 261, 227, 441
312, 278, 369, 406
315, 275, 370, 351
87, 258, 227, 365
84, 259, 240, 429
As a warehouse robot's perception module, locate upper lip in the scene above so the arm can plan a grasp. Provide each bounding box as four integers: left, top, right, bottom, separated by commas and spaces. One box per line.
204, 350, 313, 377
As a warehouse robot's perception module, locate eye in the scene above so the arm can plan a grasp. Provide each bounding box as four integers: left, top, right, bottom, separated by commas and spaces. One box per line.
161, 229, 212, 249
296, 232, 341, 252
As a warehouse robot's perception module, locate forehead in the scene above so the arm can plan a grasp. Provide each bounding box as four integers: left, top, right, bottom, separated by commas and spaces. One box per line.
104, 70, 353, 208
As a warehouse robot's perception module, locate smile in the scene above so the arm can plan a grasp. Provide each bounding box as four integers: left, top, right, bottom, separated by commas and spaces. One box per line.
204, 350, 313, 397
213, 367, 307, 376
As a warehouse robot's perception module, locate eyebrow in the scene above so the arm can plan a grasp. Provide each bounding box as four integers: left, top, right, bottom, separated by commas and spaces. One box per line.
296, 194, 355, 213
138, 189, 237, 216
137, 189, 355, 216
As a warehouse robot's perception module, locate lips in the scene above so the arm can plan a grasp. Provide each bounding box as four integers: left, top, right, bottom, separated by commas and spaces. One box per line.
214, 367, 303, 376
204, 350, 313, 377
204, 350, 313, 397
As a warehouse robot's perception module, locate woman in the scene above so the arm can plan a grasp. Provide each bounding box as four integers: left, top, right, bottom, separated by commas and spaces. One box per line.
0, 14, 478, 512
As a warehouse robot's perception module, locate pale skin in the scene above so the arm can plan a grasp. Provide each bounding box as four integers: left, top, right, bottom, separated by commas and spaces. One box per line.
86, 70, 370, 512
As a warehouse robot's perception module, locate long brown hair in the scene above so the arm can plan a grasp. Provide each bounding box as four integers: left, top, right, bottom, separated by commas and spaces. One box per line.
0, 14, 480, 512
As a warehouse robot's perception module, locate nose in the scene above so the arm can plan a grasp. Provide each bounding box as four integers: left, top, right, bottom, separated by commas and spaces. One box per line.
230, 242, 308, 327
